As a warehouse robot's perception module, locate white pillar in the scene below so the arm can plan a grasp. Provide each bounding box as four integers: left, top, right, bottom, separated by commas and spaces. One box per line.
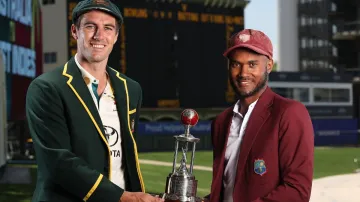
41, 0, 67, 73
278, 0, 299, 71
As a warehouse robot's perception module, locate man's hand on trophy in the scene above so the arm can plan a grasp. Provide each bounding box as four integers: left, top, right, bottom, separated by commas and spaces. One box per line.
202, 194, 210, 202
119, 191, 164, 202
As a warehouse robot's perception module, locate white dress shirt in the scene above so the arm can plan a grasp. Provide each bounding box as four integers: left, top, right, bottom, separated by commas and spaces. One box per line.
223, 99, 258, 202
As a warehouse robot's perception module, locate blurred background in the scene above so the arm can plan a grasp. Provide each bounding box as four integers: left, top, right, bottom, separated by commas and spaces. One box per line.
1, 0, 360, 201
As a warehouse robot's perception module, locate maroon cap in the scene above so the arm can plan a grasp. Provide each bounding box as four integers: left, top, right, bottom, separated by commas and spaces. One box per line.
223, 29, 273, 59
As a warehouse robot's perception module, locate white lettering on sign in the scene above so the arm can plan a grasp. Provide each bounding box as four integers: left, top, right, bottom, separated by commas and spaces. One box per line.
0, 40, 36, 78
12, 44, 36, 78
0, 0, 32, 26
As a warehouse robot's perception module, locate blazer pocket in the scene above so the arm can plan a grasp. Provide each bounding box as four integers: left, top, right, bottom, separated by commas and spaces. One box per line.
129, 108, 136, 115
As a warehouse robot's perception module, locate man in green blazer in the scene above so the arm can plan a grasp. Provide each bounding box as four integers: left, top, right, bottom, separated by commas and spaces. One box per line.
26, 1, 163, 202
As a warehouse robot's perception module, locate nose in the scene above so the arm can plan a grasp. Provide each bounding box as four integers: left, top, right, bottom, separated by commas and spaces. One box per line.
238, 65, 249, 78
93, 28, 104, 40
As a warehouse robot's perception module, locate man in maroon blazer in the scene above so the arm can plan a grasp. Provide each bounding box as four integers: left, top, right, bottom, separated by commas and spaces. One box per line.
206, 29, 314, 202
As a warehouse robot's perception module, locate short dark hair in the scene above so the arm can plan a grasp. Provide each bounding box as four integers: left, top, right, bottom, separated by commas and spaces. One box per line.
74, 12, 120, 33
227, 47, 265, 59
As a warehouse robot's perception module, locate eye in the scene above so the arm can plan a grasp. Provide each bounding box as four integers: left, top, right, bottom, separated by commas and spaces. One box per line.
230, 61, 240, 68
105, 27, 113, 31
249, 62, 256, 68
85, 25, 95, 30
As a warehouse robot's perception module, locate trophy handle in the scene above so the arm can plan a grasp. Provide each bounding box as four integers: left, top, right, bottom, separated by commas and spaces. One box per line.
165, 174, 173, 194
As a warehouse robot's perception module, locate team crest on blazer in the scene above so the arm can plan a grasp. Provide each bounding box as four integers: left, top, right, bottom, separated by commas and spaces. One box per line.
254, 159, 267, 176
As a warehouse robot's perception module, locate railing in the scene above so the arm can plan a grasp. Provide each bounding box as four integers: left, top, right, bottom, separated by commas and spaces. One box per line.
340, 66, 360, 77
337, 21, 360, 32
333, 21, 360, 39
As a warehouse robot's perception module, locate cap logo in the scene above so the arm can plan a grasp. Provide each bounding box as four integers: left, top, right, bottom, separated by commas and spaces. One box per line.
238, 34, 250, 42
92, 0, 109, 6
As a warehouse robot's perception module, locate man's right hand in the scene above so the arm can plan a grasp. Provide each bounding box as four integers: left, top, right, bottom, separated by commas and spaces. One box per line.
202, 194, 210, 202
120, 191, 164, 202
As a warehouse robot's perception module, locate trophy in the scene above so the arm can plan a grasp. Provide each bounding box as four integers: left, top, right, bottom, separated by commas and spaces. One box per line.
162, 109, 202, 202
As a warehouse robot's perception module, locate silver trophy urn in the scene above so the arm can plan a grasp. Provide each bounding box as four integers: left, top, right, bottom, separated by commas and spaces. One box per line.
162, 109, 202, 202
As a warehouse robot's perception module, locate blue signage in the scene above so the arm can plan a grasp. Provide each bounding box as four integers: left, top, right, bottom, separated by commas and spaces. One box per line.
312, 118, 358, 146
138, 118, 359, 146
138, 121, 211, 135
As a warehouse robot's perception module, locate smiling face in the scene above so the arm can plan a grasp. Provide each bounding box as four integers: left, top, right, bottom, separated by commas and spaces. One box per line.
228, 48, 273, 100
71, 10, 119, 64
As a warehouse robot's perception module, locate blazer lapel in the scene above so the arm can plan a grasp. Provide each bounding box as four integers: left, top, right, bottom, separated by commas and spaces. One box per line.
107, 67, 146, 192
219, 108, 234, 155
107, 67, 128, 133
235, 87, 273, 183
213, 107, 234, 201
61, 57, 106, 141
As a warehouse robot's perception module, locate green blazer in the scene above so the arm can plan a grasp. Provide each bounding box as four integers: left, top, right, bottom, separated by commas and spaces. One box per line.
26, 57, 144, 202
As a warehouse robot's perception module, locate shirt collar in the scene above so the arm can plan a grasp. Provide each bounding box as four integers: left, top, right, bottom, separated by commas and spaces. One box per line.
233, 99, 259, 116
75, 53, 99, 86
74, 53, 109, 86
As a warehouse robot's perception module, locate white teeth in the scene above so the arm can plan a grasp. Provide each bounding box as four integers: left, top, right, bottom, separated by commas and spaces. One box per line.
92, 44, 105, 48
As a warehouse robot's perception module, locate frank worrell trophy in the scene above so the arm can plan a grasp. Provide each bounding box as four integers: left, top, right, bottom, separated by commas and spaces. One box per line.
162, 109, 202, 202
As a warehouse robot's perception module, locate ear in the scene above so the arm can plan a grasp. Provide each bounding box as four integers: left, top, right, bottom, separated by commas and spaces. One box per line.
266, 57, 274, 73
71, 24, 78, 40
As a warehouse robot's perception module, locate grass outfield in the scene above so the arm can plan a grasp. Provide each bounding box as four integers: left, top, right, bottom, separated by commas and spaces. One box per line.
139, 147, 360, 196
1, 147, 360, 201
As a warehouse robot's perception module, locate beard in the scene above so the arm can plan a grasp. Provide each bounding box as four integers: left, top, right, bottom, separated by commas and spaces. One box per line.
230, 71, 268, 99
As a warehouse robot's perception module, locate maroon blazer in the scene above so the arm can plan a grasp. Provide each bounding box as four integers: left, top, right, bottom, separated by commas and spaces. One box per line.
210, 87, 314, 202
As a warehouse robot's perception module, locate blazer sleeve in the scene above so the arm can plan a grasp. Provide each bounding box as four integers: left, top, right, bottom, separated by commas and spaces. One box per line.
251, 102, 314, 202
26, 79, 123, 202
